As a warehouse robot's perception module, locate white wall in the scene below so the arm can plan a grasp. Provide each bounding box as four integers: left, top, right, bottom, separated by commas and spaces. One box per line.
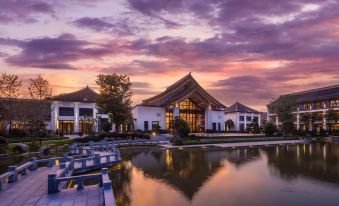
225, 112, 261, 131
209, 110, 225, 131
132, 106, 166, 131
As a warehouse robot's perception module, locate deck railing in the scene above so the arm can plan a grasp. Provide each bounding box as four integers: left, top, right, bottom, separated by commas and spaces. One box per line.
48, 168, 116, 206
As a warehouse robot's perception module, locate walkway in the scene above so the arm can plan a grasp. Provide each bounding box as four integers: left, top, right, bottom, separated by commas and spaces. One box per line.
0, 166, 103, 206
161, 139, 306, 149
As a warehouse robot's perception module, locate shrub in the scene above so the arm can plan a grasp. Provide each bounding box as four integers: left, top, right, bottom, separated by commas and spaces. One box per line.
9, 128, 26, 138
246, 122, 261, 133
264, 122, 278, 136
173, 138, 183, 145
173, 118, 190, 138
0, 136, 8, 146
102, 122, 112, 133
73, 135, 102, 143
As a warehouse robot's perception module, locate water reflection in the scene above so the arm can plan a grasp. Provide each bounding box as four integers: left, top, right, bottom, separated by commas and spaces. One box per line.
264, 143, 339, 184
111, 144, 339, 206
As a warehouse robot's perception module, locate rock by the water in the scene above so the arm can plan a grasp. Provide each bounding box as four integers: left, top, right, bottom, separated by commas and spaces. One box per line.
12, 143, 30, 154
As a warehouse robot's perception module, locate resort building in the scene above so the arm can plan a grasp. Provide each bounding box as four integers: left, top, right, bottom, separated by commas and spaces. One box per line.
267, 84, 339, 131
132, 73, 226, 132
0, 86, 110, 135
224, 101, 262, 132
50, 86, 109, 135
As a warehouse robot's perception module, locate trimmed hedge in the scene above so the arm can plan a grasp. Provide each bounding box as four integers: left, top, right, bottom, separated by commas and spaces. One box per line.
98, 132, 150, 139
74, 132, 151, 143
9, 128, 26, 138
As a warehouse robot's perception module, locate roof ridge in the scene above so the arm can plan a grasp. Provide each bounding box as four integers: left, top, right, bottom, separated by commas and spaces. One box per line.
286, 84, 339, 96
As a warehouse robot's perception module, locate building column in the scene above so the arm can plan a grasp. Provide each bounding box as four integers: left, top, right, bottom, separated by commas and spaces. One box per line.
296, 112, 300, 131
275, 115, 279, 126
323, 111, 327, 130
205, 105, 212, 130
258, 114, 261, 127
173, 102, 180, 118
51, 103, 58, 132
74, 103, 80, 133
244, 113, 247, 131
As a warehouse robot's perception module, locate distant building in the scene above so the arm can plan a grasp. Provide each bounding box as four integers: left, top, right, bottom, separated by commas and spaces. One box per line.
132, 73, 226, 132
224, 101, 262, 131
267, 84, 339, 131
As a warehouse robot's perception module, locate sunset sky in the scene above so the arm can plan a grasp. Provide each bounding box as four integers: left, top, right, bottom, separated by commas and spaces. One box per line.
0, 0, 339, 111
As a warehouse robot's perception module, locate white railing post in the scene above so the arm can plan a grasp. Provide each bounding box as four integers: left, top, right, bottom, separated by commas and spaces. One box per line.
8, 166, 17, 183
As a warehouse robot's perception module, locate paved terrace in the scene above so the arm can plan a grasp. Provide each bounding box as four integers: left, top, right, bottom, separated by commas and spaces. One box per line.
0, 166, 104, 206
0, 145, 121, 206
161, 139, 306, 149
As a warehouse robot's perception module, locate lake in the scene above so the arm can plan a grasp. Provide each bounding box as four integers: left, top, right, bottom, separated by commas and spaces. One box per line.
109, 143, 339, 206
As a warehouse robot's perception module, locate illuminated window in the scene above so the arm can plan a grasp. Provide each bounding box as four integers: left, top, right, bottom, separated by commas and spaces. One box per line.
58, 120, 74, 134
80, 120, 94, 134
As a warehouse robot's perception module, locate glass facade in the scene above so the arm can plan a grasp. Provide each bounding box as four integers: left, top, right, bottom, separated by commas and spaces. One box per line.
58, 120, 74, 134
166, 99, 205, 132
80, 120, 94, 134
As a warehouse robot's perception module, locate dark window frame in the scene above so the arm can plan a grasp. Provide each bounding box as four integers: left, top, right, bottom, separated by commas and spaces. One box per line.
59, 107, 74, 116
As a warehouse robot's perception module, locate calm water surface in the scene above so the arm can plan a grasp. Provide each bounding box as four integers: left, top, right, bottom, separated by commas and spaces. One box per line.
110, 143, 339, 206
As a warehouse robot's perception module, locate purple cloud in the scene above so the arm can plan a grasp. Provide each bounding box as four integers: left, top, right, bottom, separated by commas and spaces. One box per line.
71, 17, 139, 35
0, 0, 55, 23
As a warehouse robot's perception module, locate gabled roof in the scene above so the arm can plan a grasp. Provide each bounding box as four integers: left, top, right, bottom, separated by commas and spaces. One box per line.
225, 101, 259, 113
52, 86, 98, 103
141, 73, 226, 109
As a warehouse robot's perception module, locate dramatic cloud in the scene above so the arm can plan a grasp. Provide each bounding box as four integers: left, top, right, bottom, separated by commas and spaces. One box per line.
5, 34, 123, 69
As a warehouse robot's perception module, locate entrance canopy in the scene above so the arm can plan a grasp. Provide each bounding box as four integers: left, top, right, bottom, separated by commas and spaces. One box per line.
141, 73, 226, 110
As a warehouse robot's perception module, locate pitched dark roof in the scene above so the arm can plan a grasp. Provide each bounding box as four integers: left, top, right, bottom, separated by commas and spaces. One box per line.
52, 86, 98, 103
291, 84, 339, 103
268, 84, 339, 107
225, 101, 259, 113
0, 98, 51, 121
141, 73, 226, 109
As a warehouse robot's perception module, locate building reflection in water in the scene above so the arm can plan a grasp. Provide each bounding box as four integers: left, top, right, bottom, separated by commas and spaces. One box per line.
109, 143, 339, 206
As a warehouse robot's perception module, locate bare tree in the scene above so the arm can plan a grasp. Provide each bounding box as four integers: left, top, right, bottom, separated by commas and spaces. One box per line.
28, 75, 53, 142
28, 74, 52, 100
0, 73, 22, 130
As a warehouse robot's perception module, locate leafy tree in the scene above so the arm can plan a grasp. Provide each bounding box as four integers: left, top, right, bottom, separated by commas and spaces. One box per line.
0, 73, 22, 130
101, 122, 113, 133
264, 121, 278, 136
173, 117, 190, 138
96, 74, 133, 132
269, 95, 296, 134
325, 109, 338, 134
